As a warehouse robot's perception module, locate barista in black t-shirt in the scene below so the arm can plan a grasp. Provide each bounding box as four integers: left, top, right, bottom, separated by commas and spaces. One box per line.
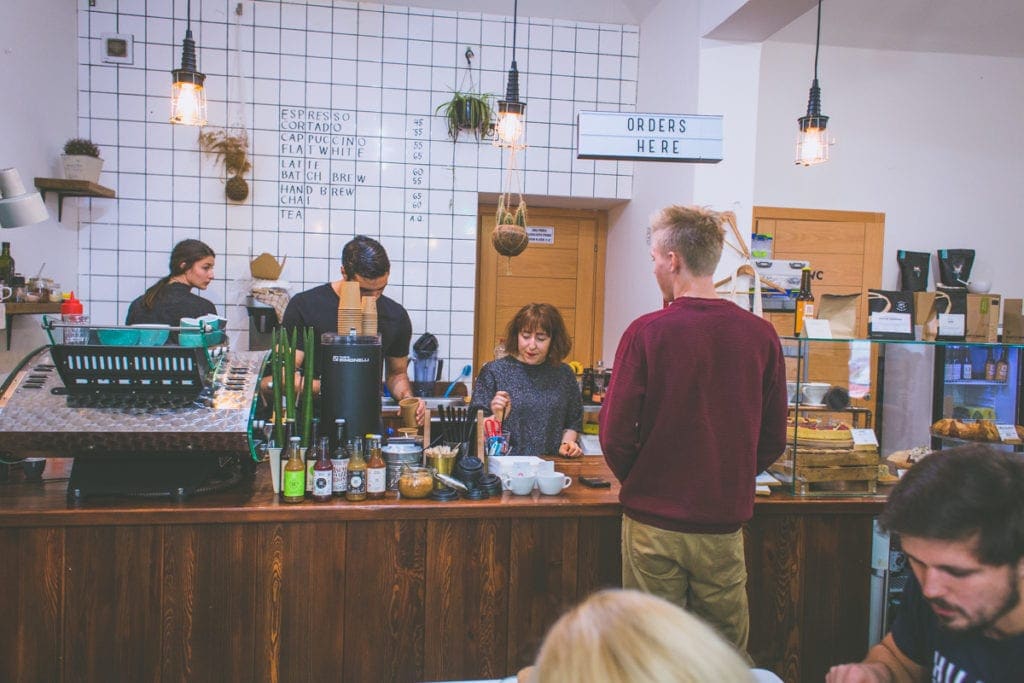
276, 235, 424, 423
826, 444, 1024, 683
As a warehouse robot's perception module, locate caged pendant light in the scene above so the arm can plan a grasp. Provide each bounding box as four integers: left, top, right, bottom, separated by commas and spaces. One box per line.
170, 0, 207, 126
795, 0, 831, 166
494, 0, 526, 149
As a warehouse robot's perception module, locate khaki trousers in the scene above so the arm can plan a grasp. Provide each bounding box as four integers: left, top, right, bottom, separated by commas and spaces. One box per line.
621, 514, 751, 657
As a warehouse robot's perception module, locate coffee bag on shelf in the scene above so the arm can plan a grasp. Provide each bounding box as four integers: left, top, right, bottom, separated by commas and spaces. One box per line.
868, 290, 914, 340
897, 250, 930, 291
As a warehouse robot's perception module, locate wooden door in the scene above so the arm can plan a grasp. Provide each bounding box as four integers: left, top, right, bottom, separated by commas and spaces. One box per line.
754, 206, 885, 421
475, 206, 607, 372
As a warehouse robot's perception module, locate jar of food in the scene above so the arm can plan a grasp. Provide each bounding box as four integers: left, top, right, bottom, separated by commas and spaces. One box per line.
397, 465, 434, 499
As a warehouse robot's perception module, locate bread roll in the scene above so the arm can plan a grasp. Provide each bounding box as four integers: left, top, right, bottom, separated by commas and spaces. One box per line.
979, 420, 1000, 442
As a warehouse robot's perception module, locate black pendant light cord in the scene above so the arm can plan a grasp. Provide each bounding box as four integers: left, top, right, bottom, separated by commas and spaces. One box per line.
511, 0, 518, 63
187, 0, 193, 33
813, 0, 822, 81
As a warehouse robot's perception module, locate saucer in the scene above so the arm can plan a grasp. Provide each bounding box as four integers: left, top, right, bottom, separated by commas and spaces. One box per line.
801, 402, 826, 407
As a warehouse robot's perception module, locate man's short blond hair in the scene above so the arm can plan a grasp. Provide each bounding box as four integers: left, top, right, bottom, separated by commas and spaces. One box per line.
650, 205, 725, 277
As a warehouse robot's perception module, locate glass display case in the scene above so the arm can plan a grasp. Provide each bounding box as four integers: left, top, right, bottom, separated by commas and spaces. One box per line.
778, 337, 1024, 496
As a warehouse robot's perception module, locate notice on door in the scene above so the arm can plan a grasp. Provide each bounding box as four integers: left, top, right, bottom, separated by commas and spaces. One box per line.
527, 226, 554, 244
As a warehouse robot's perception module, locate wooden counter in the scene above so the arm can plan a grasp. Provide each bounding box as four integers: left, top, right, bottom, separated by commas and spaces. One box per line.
0, 456, 886, 683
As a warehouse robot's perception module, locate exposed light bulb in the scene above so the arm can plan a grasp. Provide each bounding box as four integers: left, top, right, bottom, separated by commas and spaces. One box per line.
495, 110, 524, 147
170, 81, 207, 126
795, 126, 829, 166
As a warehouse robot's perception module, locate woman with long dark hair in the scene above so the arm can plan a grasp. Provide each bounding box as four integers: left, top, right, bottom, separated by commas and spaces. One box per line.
126, 239, 217, 326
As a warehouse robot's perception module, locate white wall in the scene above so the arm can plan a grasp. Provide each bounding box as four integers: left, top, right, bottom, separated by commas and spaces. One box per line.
601, 0, 702, 359
753, 41, 1024, 292
0, 0, 78, 374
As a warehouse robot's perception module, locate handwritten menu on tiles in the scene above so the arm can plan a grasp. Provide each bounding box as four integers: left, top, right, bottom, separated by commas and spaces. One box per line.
277, 106, 374, 226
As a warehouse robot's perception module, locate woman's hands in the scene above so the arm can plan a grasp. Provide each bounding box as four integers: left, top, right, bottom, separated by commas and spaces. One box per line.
559, 441, 582, 458
490, 391, 511, 422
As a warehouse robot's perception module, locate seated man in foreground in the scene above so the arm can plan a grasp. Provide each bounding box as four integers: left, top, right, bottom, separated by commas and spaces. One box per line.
826, 444, 1024, 683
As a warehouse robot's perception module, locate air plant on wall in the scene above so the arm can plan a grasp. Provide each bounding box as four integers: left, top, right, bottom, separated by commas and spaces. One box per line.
198, 128, 252, 201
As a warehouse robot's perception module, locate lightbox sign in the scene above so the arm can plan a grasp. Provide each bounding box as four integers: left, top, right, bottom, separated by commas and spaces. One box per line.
576, 111, 723, 163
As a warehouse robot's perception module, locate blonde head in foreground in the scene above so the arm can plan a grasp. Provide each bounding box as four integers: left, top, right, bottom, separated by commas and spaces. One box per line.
533, 589, 753, 682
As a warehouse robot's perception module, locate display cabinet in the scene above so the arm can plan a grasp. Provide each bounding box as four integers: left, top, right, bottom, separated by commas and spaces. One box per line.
775, 337, 1024, 496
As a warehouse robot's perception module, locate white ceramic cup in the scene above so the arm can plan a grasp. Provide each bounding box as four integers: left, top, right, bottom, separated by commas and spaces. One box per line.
537, 472, 572, 495
800, 382, 831, 405
503, 474, 536, 495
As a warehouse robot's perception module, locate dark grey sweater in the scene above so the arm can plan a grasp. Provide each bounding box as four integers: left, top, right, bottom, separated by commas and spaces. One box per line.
470, 356, 583, 456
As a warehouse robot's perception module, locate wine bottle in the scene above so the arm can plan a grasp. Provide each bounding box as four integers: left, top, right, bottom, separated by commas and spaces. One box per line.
951, 348, 962, 382
961, 347, 973, 380
794, 267, 815, 335
0, 242, 13, 284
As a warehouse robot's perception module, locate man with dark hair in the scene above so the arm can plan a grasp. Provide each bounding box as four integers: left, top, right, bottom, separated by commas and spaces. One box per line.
827, 444, 1024, 683
280, 235, 422, 418
600, 205, 788, 654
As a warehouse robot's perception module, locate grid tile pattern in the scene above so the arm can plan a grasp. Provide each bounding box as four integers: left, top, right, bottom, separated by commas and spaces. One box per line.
77, 0, 637, 376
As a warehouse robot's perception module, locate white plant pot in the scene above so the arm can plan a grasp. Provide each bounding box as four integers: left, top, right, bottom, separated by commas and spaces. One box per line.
61, 155, 104, 183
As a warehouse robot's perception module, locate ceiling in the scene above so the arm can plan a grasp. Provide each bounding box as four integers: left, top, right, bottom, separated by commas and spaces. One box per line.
378, 0, 1024, 59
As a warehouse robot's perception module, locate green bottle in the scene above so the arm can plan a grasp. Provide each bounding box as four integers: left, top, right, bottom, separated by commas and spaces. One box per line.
0, 242, 14, 284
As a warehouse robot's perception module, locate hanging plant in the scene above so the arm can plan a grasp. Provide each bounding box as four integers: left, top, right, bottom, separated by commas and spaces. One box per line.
435, 47, 494, 142
436, 91, 494, 141
493, 193, 529, 257
198, 128, 252, 201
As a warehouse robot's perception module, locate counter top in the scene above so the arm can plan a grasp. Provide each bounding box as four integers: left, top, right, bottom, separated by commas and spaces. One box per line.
0, 455, 887, 526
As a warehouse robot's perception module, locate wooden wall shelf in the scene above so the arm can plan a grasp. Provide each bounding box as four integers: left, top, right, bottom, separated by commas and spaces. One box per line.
34, 177, 116, 221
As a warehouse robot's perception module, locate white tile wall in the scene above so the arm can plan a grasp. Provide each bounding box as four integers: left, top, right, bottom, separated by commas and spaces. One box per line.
77, 0, 637, 377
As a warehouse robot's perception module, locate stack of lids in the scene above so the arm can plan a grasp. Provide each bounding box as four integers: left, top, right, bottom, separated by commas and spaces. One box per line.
337, 281, 362, 334
361, 295, 378, 336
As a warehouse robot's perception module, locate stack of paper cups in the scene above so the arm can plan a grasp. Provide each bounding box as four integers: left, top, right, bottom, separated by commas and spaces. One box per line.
361, 295, 378, 336
337, 281, 362, 334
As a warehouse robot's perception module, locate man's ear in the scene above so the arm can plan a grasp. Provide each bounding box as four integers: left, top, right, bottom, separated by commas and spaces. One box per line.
668, 251, 681, 274
340, 266, 348, 281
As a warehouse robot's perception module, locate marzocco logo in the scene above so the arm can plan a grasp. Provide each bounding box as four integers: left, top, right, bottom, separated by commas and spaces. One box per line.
332, 355, 370, 363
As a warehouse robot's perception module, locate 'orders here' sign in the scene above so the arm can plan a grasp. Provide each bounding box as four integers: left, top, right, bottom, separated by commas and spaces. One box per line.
576, 111, 723, 163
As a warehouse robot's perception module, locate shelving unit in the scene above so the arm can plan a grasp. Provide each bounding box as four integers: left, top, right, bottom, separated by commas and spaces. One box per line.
34, 177, 115, 221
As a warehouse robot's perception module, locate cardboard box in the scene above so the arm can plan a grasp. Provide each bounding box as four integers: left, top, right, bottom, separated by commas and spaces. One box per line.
1003, 298, 1024, 343
753, 258, 810, 293
913, 292, 938, 341
250, 252, 286, 280
966, 293, 1000, 343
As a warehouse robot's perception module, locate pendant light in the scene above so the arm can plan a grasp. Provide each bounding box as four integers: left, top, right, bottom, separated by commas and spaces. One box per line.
795, 0, 830, 166
170, 0, 207, 126
494, 0, 526, 149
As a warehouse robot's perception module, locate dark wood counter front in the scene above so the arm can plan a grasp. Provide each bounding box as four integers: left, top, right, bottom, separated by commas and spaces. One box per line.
0, 456, 886, 683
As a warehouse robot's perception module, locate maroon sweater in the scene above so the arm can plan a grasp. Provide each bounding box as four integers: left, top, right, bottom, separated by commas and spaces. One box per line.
600, 297, 788, 533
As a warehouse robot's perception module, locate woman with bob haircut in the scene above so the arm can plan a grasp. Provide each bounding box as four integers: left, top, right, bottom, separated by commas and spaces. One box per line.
470, 303, 583, 457
531, 589, 758, 683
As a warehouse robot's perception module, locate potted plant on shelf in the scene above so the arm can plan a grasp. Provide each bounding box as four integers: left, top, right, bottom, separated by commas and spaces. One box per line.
198, 128, 252, 201
62, 138, 104, 183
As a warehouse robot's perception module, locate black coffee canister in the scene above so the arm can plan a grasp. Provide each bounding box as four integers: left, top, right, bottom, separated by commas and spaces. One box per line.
319, 333, 382, 441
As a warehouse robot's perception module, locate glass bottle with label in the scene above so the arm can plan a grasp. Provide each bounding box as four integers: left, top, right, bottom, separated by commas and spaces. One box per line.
0, 242, 13, 284
312, 436, 333, 502
282, 436, 306, 504
366, 434, 386, 499
345, 437, 367, 502
995, 347, 1010, 383
951, 347, 962, 382
794, 267, 815, 335
984, 348, 997, 381
961, 347, 973, 380
331, 419, 349, 497
304, 419, 320, 497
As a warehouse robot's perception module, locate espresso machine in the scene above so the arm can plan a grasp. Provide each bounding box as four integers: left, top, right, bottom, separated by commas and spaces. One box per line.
0, 343, 265, 501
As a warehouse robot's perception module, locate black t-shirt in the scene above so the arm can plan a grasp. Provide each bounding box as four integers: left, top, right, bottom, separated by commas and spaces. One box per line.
280, 283, 412, 362
891, 573, 1024, 682
125, 282, 217, 327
